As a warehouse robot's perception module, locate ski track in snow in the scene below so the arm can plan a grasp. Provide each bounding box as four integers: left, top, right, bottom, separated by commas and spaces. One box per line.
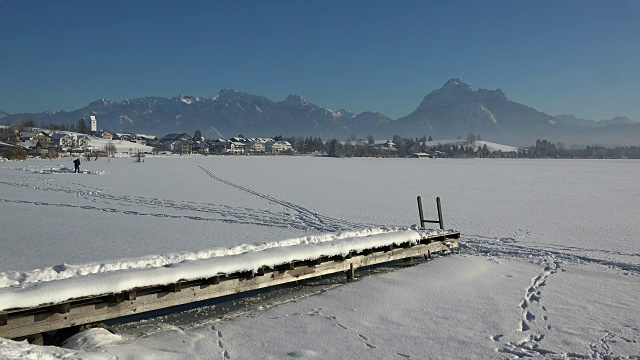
197, 164, 375, 231
0, 164, 376, 233
464, 233, 640, 359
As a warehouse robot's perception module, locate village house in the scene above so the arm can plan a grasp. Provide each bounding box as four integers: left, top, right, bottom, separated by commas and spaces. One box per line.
117, 133, 132, 141
18, 131, 38, 141
191, 140, 210, 155
75, 135, 91, 149
372, 140, 398, 156
165, 140, 192, 154
133, 134, 156, 145
147, 139, 163, 150
244, 141, 266, 154
95, 130, 116, 140
162, 133, 192, 142
229, 137, 246, 143
22, 132, 54, 149
211, 140, 245, 154
51, 133, 76, 149
0, 141, 21, 154
17, 139, 48, 155
265, 140, 293, 153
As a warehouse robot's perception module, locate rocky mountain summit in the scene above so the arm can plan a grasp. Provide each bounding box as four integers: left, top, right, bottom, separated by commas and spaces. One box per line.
2, 80, 638, 146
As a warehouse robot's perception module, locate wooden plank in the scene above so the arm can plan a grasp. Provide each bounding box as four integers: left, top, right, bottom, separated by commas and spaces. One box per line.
164, 283, 181, 293
51, 303, 70, 314
108, 293, 125, 304
0, 237, 457, 339
205, 275, 220, 285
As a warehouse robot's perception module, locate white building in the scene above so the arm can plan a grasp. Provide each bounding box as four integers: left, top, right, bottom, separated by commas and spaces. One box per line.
90, 116, 97, 133
266, 140, 293, 153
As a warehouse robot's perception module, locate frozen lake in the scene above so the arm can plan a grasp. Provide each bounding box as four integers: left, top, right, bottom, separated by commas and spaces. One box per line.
1, 156, 638, 271
1, 156, 638, 358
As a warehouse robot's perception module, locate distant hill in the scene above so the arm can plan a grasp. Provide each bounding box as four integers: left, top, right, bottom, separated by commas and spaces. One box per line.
2, 80, 639, 146
555, 114, 639, 127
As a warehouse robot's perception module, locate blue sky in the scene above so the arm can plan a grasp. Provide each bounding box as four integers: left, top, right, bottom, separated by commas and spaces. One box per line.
1, 0, 638, 121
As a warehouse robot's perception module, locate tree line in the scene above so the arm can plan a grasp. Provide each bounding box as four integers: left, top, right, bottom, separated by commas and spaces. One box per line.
3, 120, 639, 159
277, 134, 640, 159
1, 118, 91, 136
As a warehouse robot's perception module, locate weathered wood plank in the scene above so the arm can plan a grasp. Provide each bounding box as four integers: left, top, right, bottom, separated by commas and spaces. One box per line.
51, 303, 70, 314
164, 283, 181, 293
0, 236, 458, 339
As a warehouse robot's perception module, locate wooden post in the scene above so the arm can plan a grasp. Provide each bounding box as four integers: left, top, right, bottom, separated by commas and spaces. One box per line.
436, 196, 444, 230
346, 263, 355, 280
206, 275, 220, 285
417, 196, 425, 228
165, 283, 181, 293
108, 293, 125, 304
52, 303, 70, 314
124, 290, 136, 301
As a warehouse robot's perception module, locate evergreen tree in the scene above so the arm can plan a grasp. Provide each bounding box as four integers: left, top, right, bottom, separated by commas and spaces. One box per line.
327, 139, 340, 157
75, 118, 89, 134
367, 135, 375, 145
194, 130, 203, 141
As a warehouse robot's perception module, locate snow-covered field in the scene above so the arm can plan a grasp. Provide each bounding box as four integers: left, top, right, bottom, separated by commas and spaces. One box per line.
1, 156, 638, 359
424, 139, 520, 152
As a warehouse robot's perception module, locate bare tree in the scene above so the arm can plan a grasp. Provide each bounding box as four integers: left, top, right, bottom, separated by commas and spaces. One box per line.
467, 132, 477, 145
104, 141, 116, 157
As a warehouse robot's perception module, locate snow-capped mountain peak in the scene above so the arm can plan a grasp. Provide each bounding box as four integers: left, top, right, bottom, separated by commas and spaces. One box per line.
442, 78, 474, 93
177, 95, 201, 105
283, 94, 309, 106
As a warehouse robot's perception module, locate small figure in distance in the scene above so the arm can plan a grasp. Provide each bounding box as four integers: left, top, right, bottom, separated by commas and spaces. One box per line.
73, 158, 81, 173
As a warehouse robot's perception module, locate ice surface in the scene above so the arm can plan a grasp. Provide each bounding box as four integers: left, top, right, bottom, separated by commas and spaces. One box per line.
0, 156, 638, 358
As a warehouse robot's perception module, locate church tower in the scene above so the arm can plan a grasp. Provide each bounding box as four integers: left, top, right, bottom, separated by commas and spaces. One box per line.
90, 116, 97, 132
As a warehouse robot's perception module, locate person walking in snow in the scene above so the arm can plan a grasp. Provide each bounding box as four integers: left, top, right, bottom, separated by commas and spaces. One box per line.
73, 158, 81, 173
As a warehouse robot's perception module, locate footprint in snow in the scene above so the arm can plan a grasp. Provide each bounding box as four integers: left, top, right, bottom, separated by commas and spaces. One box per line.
286, 350, 320, 358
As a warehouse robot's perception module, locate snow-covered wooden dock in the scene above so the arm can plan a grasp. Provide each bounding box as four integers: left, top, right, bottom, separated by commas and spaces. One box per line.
0, 229, 459, 341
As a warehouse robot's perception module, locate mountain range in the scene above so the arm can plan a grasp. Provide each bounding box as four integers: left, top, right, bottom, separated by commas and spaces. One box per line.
2, 79, 638, 146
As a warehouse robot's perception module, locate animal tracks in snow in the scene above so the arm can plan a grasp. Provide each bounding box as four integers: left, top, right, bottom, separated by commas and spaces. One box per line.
317, 310, 384, 354
211, 324, 231, 359
517, 261, 558, 334
465, 234, 639, 359
461, 234, 640, 277
267, 307, 390, 356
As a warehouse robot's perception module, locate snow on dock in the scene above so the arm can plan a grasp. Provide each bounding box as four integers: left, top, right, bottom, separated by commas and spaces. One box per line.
0, 227, 459, 339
